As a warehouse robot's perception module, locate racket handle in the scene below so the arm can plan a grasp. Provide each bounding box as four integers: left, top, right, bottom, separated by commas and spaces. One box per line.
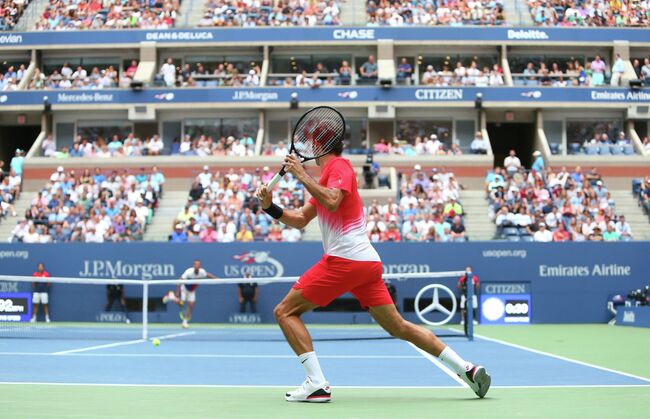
266, 166, 286, 190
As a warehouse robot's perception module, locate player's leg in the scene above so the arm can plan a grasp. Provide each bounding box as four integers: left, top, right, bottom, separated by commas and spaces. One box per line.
105, 290, 115, 311
31, 293, 40, 322
369, 303, 491, 398
274, 289, 318, 355
274, 288, 330, 403
42, 293, 50, 322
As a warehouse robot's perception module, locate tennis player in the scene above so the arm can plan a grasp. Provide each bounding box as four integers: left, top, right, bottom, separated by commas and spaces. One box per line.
164, 259, 217, 328
256, 146, 491, 403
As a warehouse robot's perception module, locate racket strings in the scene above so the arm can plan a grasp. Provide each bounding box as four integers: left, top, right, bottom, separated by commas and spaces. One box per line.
293, 107, 345, 159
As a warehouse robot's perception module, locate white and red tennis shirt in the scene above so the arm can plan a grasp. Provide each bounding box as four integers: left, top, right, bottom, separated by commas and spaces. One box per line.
309, 157, 381, 262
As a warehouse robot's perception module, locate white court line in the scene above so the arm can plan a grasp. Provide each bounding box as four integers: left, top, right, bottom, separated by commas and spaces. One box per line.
0, 382, 647, 389
453, 328, 650, 384
0, 352, 421, 360
406, 342, 468, 388
51, 332, 195, 355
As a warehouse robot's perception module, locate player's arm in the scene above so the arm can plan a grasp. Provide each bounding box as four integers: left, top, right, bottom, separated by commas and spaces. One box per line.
285, 154, 344, 212
256, 185, 317, 229
206, 272, 218, 279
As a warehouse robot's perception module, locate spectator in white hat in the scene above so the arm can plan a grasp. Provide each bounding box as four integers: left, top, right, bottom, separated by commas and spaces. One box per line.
470, 132, 487, 154
532, 150, 545, 173
533, 223, 553, 242
425, 134, 441, 154
198, 166, 212, 188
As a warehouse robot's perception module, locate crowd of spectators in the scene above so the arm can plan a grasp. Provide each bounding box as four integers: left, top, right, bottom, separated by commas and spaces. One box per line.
35, 0, 180, 30
366, 0, 505, 26
41, 133, 166, 158
415, 61, 504, 86
632, 57, 650, 86
10, 166, 164, 243
0, 64, 28, 91
487, 152, 632, 241
365, 165, 468, 242
568, 125, 635, 156
27, 61, 138, 90
157, 58, 261, 87
267, 59, 353, 87
198, 0, 341, 27
42, 132, 258, 158
513, 55, 617, 87
0, 150, 24, 220
371, 134, 465, 156
635, 176, 650, 222
529, 0, 650, 27
171, 134, 257, 156
0, 0, 30, 30
170, 166, 303, 243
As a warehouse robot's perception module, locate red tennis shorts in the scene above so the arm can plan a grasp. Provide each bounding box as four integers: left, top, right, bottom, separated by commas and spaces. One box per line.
293, 255, 393, 308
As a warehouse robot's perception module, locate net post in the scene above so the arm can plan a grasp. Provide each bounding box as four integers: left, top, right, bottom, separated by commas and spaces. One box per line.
466, 274, 474, 341
142, 282, 149, 340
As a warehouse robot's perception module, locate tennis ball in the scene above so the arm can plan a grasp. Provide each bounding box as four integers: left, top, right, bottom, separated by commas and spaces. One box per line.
152, 338, 160, 347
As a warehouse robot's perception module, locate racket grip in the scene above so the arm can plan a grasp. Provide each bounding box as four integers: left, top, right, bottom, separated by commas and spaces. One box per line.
266, 166, 286, 190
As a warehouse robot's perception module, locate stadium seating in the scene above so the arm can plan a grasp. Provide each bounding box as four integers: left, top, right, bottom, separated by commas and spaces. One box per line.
0, 0, 31, 30
365, 168, 468, 243
528, 0, 650, 27
10, 167, 163, 243
170, 168, 303, 242
487, 165, 633, 241
155, 59, 262, 88
634, 176, 650, 224
0, 166, 21, 220
35, 0, 181, 30
366, 0, 505, 26
43, 133, 257, 157
198, 0, 341, 27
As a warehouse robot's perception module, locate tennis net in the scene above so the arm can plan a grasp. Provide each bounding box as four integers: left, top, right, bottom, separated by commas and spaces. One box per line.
0, 270, 473, 342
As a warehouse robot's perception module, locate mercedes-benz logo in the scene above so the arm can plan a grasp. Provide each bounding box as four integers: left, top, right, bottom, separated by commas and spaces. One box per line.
414, 284, 457, 326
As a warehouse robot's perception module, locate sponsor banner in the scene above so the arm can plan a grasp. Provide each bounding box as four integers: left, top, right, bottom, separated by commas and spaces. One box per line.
228, 313, 262, 324
2, 27, 650, 47
1, 87, 648, 107
482, 282, 531, 295
481, 294, 531, 324
0, 242, 647, 324
0, 292, 32, 322
616, 306, 650, 328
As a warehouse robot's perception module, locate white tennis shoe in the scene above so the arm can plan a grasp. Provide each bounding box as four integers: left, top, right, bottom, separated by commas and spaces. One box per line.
460, 365, 491, 398
285, 378, 331, 403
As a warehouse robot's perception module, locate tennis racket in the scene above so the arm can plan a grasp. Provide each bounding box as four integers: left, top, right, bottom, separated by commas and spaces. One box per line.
266, 106, 346, 190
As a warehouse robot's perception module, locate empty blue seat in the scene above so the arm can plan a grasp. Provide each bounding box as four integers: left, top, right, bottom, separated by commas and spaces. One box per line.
610, 144, 622, 155
549, 143, 560, 155
521, 235, 534, 242
585, 146, 598, 155
503, 227, 518, 236
568, 143, 582, 155
506, 235, 521, 242
599, 145, 611, 155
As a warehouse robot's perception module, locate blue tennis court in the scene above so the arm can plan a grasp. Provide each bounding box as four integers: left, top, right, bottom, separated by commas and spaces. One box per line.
1, 325, 648, 389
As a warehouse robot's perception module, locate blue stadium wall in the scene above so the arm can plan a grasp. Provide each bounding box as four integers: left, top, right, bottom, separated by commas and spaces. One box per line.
0, 242, 647, 324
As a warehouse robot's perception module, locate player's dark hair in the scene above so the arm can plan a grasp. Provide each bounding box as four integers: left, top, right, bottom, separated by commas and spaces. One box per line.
332, 140, 344, 156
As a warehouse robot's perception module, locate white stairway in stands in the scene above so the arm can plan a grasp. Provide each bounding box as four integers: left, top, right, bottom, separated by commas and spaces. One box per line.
609, 190, 650, 241
461, 189, 495, 241
143, 188, 190, 242
0, 180, 43, 242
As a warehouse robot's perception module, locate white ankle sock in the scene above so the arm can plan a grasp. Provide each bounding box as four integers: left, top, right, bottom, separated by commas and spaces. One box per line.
438, 346, 473, 376
298, 351, 326, 386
